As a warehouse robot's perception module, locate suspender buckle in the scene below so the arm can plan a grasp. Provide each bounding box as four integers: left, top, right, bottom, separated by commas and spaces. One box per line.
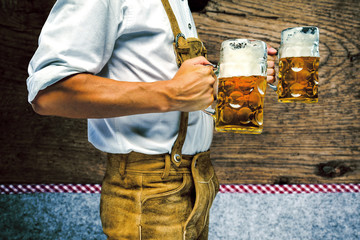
175, 33, 186, 48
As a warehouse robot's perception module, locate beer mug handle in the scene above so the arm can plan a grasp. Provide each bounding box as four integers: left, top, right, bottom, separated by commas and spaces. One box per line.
203, 105, 216, 116
202, 64, 218, 118
268, 83, 277, 91
267, 57, 279, 91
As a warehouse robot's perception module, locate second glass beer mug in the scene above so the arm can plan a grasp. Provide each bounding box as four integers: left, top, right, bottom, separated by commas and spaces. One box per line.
206, 39, 268, 134
277, 26, 320, 103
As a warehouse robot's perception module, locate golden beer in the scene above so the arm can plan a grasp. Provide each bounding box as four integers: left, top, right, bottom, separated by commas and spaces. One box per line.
204, 39, 268, 134
277, 56, 319, 103
277, 26, 320, 103
215, 75, 267, 134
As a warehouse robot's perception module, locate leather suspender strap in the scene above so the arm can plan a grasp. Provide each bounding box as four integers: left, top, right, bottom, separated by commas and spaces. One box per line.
170, 112, 189, 167
161, 0, 181, 40
161, 0, 207, 67
160, 0, 191, 167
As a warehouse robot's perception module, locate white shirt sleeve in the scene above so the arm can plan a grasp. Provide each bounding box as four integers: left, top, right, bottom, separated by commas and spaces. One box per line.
26, 0, 123, 103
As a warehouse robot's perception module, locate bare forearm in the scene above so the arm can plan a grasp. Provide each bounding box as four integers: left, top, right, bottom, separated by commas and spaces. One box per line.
31, 57, 216, 119
32, 73, 172, 118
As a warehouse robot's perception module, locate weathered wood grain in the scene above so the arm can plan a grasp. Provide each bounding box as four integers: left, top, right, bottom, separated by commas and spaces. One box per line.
0, 0, 106, 184
0, 0, 359, 184
194, 0, 360, 184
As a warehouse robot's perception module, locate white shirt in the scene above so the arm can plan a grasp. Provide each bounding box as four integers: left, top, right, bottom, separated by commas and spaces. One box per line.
27, 0, 213, 155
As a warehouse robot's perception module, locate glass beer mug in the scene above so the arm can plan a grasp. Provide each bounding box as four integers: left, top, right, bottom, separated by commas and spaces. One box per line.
276, 26, 320, 103
205, 39, 268, 134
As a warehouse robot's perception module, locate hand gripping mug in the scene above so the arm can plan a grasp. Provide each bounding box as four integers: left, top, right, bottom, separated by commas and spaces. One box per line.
276, 26, 320, 103
205, 39, 268, 134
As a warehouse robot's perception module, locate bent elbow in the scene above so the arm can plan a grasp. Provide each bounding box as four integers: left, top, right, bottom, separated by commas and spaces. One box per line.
30, 91, 55, 116
31, 96, 48, 116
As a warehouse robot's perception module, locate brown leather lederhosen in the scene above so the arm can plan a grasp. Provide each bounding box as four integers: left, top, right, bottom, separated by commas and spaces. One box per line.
100, 1, 219, 239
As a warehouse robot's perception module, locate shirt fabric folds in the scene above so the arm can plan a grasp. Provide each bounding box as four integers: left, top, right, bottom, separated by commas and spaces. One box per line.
27, 0, 213, 155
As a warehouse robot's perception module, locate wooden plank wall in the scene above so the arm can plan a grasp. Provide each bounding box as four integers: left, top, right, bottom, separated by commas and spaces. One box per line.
0, 0, 359, 185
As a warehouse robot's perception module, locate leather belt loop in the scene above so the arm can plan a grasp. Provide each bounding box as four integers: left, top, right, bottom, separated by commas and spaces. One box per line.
162, 154, 171, 179
119, 155, 126, 178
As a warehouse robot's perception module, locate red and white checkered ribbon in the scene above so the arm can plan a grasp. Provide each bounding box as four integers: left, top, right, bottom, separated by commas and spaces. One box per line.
0, 184, 102, 194
219, 184, 360, 194
1, 184, 359, 194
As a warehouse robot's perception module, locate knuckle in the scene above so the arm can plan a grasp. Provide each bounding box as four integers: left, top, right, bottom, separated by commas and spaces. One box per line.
267, 68, 275, 74
203, 65, 211, 72
267, 61, 275, 67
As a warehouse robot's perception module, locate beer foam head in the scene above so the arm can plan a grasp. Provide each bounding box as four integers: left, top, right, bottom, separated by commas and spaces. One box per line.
280, 26, 320, 58
219, 39, 267, 78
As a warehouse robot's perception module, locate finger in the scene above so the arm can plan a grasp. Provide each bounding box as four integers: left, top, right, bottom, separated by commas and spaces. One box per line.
267, 46, 277, 55
267, 54, 277, 61
267, 60, 275, 68
267, 75, 276, 84
267, 67, 276, 84
267, 68, 275, 76
187, 56, 211, 65
198, 64, 214, 75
